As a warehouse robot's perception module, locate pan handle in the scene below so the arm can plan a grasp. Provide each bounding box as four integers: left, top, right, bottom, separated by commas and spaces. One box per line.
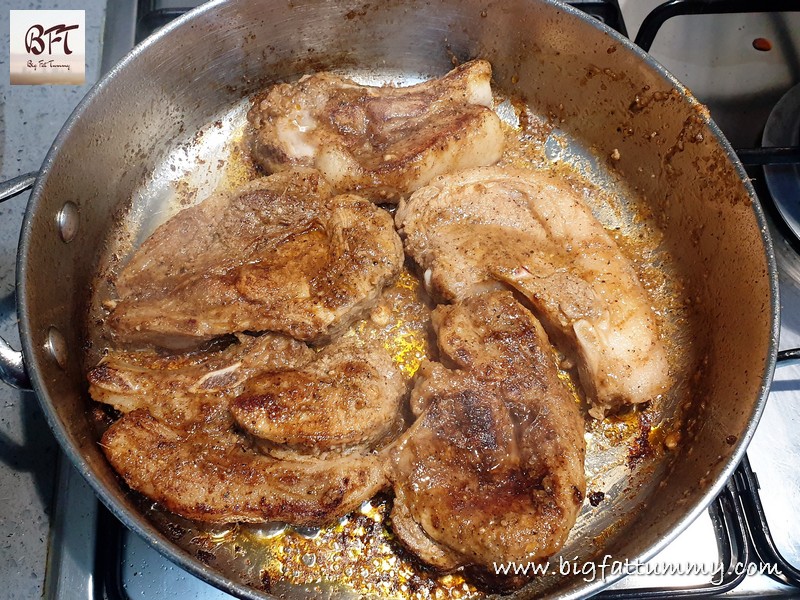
0, 341, 30, 390
0, 172, 36, 390
777, 348, 800, 366
0, 172, 37, 204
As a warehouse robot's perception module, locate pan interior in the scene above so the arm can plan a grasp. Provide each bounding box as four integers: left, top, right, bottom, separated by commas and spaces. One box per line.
84, 66, 698, 599
17, 1, 772, 599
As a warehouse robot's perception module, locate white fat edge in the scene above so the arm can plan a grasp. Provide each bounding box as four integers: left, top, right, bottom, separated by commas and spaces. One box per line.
466, 77, 494, 107
276, 109, 318, 159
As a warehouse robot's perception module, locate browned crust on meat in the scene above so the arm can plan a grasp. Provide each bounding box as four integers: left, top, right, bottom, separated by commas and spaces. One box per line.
109, 169, 403, 350
102, 408, 389, 525
247, 60, 504, 201
390, 291, 586, 576
230, 337, 406, 456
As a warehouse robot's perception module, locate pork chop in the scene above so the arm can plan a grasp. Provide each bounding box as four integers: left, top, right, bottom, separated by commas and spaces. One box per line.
88, 333, 313, 419
247, 60, 504, 202
230, 336, 405, 457
109, 169, 403, 350
395, 166, 671, 416
390, 291, 586, 572
90, 333, 393, 525
102, 407, 388, 525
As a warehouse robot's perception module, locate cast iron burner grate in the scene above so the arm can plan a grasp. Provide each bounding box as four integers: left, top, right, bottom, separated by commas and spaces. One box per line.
91, 477, 750, 600
633, 0, 800, 249
88, 1, 799, 598
633, 1, 800, 175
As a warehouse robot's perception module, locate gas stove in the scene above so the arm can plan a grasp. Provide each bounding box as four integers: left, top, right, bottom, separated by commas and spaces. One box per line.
1, 1, 799, 599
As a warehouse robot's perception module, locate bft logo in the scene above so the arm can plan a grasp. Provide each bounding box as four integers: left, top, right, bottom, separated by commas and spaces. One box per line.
25, 23, 81, 56
10, 10, 85, 85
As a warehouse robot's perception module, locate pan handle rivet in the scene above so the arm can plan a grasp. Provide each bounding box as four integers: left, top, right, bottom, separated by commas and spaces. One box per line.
56, 202, 79, 243
46, 327, 67, 370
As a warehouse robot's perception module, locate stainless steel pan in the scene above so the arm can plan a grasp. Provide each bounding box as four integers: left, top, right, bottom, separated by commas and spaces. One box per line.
0, 0, 781, 597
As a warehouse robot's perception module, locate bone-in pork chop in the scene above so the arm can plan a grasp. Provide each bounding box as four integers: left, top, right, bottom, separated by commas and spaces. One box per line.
102, 408, 388, 524
88, 333, 313, 419
390, 291, 586, 572
230, 336, 405, 457
396, 166, 671, 416
90, 333, 394, 524
109, 169, 403, 350
247, 60, 504, 202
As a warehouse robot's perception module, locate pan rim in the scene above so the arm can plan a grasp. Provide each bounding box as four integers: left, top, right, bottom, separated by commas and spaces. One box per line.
16, 0, 271, 597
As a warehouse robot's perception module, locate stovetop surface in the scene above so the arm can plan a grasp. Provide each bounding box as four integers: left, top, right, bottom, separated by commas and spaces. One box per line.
1, 1, 800, 599
0, 2, 105, 598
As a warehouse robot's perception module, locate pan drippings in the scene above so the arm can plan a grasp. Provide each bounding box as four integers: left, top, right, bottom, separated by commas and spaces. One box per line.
86, 64, 694, 598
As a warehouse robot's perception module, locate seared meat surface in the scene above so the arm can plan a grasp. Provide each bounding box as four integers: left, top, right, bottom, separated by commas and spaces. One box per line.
102, 408, 388, 525
231, 336, 405, 457
396, 166, 670, 416
109, 169, 403, 350
390, 291, 586, 571
89, 333, 312, 419
247, 60, 504, 202
85, 54, 673, 584
90, 333, 394, 524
